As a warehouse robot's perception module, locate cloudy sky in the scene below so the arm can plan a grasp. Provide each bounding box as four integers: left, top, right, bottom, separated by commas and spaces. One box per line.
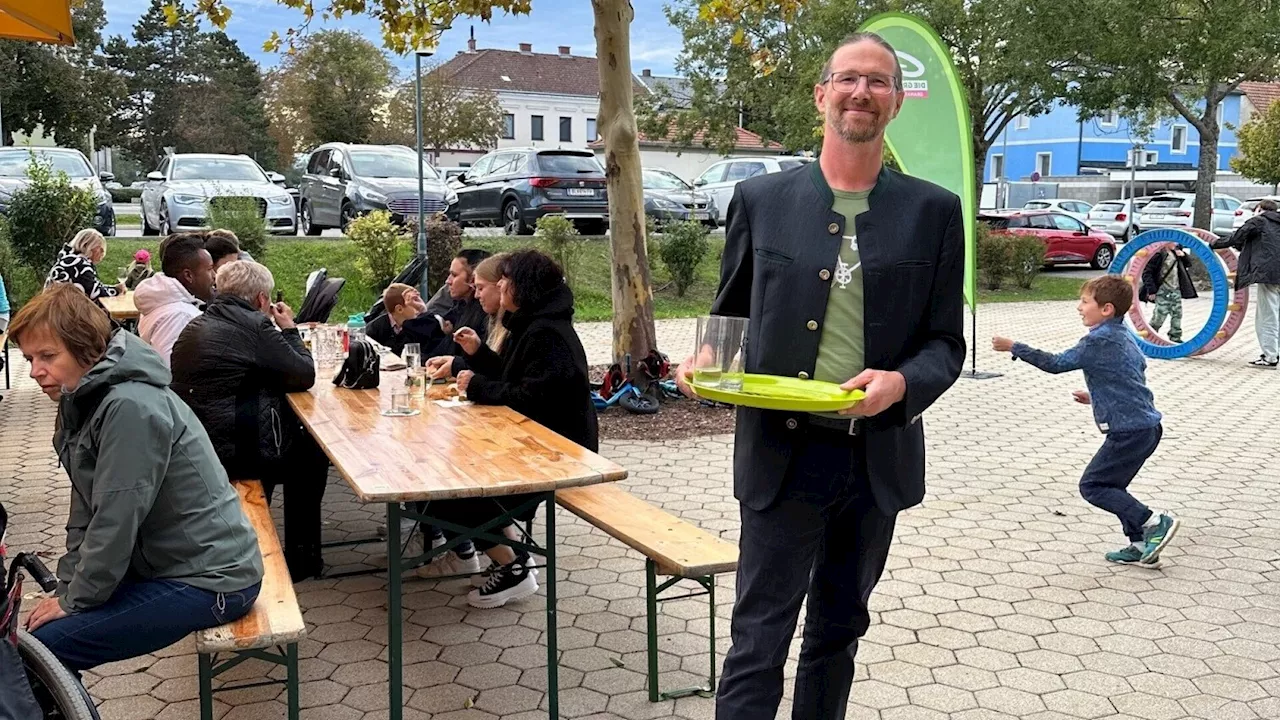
99, 0, 686, 76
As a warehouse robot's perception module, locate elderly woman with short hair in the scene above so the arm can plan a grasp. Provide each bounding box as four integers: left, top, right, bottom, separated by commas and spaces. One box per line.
45, 228, 125, 304
10, 283, 263, 672
170, 261, 330, 580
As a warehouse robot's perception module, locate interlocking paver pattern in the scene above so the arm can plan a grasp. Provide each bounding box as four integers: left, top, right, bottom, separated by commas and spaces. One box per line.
2, 296, 1277, 719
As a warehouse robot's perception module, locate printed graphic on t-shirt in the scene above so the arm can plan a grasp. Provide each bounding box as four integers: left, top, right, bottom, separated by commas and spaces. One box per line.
834, 235, 862, 290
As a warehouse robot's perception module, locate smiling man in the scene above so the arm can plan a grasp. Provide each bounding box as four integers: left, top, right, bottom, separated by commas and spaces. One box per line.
677, 33, 966, 719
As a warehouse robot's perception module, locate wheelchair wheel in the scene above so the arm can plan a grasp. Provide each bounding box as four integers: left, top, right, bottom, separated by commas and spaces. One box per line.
17, 631, 99, 720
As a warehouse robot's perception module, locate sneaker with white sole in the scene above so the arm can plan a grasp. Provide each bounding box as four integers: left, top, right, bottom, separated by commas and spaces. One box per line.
471, 561, 536, 588
468, 556, 538, 608
1248, 355, 1278, 368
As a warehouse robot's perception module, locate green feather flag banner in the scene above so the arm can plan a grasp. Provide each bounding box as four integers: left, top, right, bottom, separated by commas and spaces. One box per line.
859, 13, 977, 311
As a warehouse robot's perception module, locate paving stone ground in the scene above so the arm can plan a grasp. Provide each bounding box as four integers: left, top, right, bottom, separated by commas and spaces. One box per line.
2, 296, 1278, 720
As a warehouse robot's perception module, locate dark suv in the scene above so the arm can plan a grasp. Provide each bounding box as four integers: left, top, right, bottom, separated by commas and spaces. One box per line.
450, 148, 608, 235
297, 143, 457, 235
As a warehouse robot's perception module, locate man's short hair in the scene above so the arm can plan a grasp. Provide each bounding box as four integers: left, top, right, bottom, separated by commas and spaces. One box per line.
819, 32, 903, 89
1259, 199, 1278, 213
216, 261, 273, 304
1083, 275, 1133, 316
204, 233, 241, 264
457, 248, 492, 270
8, 283, 111, 368
161, 233, 209, 277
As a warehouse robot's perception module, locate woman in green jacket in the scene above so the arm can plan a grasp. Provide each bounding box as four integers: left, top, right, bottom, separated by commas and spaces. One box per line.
10, 284, 263, 672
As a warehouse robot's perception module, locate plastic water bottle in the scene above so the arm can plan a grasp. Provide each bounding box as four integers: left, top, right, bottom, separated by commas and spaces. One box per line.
347, 313, 366, 347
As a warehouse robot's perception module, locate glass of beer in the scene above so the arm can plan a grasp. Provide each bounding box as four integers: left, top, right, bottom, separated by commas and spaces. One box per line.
693, 316, 747, 391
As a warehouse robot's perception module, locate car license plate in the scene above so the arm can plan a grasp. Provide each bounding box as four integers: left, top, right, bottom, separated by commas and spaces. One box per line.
567, 188, 594, 197
691, 211, 708, 219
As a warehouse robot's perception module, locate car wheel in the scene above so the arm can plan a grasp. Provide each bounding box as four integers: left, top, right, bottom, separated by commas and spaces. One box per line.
301, 201, 322, 236
1119, 228, 1131, 243
503, 201, 529, 236
158, 203, 171, 236
340, 203, 357, 235
1091, 245, 1115, 270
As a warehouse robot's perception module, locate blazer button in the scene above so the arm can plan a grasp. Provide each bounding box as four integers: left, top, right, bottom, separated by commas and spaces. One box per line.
827, 222, 840, 234
798, 371, 810, 380
806, 320, 818, 331
785, 418, 798, 430
819, 269, 831, 281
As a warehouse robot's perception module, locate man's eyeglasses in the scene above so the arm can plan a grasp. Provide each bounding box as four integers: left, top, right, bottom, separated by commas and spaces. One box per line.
822, 71, 899, 96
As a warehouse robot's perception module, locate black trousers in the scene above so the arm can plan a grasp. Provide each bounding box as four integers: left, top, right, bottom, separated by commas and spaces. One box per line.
260, 426, 330, 578
717, 430, 897, 720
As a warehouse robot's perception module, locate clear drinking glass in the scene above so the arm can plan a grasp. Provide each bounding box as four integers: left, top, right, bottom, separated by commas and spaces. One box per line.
383, 387, 418, 416
693, 316, 747, 391
403, 343, 421, 371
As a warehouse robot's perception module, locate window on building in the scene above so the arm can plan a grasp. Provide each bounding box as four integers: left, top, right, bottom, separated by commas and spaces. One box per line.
991, 154, 1005, 182
1015, 114, 1030, 130
531, 115, 544, 141
1101, 109, 1118, 126
1144, 150, 1159, 166
501, 113, 515, 140
1036, 152, 1052, 177
1171, 125, 1188, 154
1217, 103, 1225, 127
586, 118, 598, 142
560, 116, 572, 142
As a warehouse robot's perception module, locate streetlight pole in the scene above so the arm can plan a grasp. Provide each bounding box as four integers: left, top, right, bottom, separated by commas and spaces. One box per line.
414, 49, 432, 297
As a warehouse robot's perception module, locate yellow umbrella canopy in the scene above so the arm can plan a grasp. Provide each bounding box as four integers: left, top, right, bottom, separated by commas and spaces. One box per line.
0, 0, 75, 45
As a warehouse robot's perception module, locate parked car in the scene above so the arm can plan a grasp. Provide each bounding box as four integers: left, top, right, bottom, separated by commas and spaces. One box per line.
0, 147, 115, 236
692, 156, 814, 224
642, 169, 716, 227
438, 166, 469, 186
140, 153, 296, 236
1138, 192, 1241, 237
1086, 199, 1140, 242
979, 210, 1117, 269
1231, 196, 1280, 231
450, 147, 608, 235
298, 143, 457, 235
1022, 198, 1094, 224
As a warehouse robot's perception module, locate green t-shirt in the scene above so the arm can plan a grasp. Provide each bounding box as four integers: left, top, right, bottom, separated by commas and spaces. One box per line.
814, 188, 870, 415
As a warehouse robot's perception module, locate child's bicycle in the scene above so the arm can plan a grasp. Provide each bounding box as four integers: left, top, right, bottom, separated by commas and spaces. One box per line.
1, 504, 100, 720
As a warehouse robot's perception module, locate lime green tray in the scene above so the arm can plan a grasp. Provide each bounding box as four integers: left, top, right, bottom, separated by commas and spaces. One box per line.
691, 374, 865, 412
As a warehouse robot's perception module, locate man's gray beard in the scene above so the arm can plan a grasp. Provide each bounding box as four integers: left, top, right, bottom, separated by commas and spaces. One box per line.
830, 107, 882, 144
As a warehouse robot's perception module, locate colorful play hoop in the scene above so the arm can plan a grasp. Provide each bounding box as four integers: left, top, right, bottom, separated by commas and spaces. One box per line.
1109, 227, 1250, 359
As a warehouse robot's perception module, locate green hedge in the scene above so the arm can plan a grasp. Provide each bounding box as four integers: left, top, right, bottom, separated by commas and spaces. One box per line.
109, 187, 143, 203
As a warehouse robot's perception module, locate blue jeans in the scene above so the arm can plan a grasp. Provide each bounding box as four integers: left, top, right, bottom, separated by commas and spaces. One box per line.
1079, 424, 1162, 542
32, 579, 260, 672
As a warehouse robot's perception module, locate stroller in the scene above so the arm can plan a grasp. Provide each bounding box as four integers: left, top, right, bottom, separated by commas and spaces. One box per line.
1, 503, 100, 720
295, 269, 347, 325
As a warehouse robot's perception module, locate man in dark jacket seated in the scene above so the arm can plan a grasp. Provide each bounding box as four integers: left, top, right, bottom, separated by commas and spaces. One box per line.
377, 249, 492, 359
170, 260, 329, 580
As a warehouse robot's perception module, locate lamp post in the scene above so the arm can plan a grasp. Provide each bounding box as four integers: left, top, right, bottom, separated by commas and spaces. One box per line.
414, 47, 434, 297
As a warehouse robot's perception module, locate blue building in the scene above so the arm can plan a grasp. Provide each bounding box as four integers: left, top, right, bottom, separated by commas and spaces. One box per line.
983, 94, 1245, 182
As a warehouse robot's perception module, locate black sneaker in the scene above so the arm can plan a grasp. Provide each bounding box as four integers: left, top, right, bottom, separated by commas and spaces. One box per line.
1248, 355, 1278, 368
467, 556, 538, 608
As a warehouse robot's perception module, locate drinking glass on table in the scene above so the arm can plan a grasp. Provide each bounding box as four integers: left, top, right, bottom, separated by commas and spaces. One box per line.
693, 316, 747, 391
402, 343, 426, 400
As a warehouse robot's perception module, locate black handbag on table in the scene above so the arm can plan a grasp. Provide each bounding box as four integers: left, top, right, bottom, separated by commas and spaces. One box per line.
333, 339, 381, 390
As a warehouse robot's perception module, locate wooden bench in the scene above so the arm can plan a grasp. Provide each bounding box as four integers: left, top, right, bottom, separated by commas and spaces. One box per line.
195, 481, 306, 720
557, 484, 738, 702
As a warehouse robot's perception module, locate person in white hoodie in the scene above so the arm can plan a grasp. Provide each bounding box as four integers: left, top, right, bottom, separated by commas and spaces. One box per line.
135, 233, 216, 366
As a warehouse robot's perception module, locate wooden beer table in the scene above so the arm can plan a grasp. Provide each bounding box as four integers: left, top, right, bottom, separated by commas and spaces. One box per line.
287, 370, 627, 720
100, 291, 138, 321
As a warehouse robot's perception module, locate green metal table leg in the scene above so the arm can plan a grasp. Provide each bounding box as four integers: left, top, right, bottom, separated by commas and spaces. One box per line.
545, 493, 559, 720
387, 502, 403, 720
198, 653, 214, 720
646, 559, 659, 703
286, 643, 300, 720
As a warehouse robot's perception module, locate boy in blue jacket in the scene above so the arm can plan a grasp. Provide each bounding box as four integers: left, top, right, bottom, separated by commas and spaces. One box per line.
993, 275, 1179, 567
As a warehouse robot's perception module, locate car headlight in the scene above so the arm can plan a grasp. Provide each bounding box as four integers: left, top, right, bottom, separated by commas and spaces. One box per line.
268, 194, 293, 206
653, 197, 682, 210
96, 189, 111, 205
358, 187, 387, 205
171, 193, 205, 206
445, 188, 458, 206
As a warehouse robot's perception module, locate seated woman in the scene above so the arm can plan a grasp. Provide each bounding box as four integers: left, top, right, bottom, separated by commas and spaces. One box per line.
11, 284, 263, 673
433, 250, 598, 608
45, 229, 125, 308
170, 261, 328, 580
431, 253, 509, 377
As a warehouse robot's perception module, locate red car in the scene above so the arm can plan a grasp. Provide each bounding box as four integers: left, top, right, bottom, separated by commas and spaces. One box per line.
980, 210, 1117, 270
